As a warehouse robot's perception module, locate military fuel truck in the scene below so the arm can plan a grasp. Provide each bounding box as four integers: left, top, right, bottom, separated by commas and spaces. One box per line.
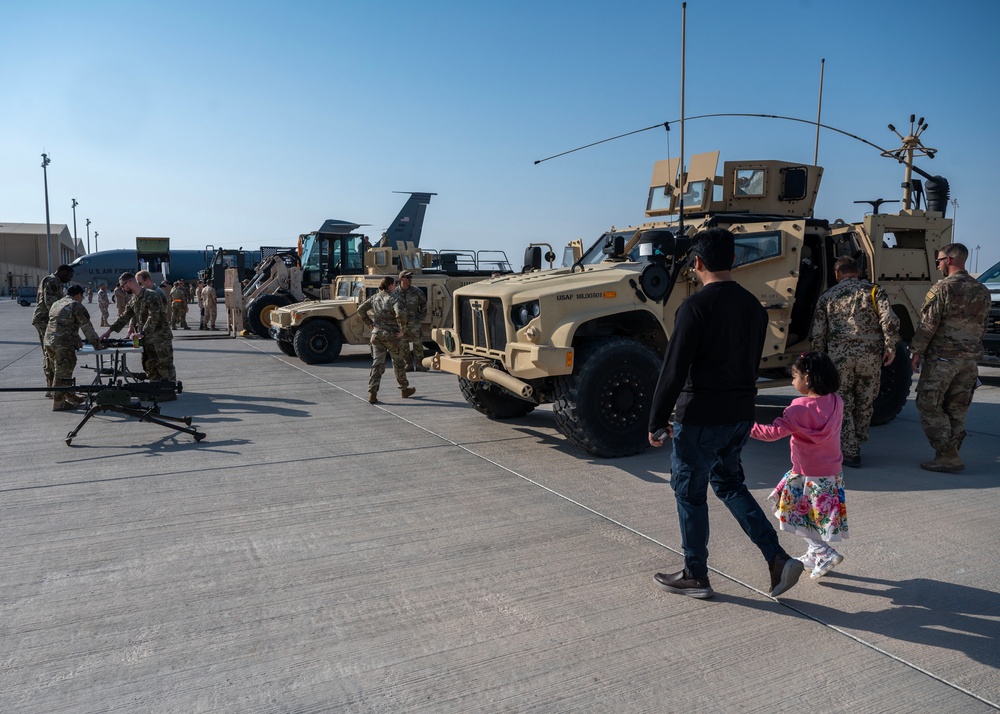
268, 245, 513, 364
426, 121, 953, 457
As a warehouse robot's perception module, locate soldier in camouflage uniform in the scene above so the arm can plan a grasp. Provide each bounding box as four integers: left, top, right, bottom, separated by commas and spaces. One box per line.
102, 272, 177, 392
170, 281, 190, 329
31, 264, 75, 395
113, 284, 128, 317
812, 256, 899, 467
97, 284, 111, 327
909, 243, 991, 472
395, 270, 428, 371
161, 281, 173, 324
357, 276, 415, 404
45, 284, 102, 411
200, 281, 218, 330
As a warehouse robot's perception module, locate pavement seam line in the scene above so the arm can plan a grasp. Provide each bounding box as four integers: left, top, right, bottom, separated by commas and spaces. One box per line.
253, 341, 1000, 711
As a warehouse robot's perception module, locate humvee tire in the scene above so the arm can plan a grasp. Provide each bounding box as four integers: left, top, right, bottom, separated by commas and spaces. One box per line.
553, 337, 661, 458
293, 320, 343, 364
276, 340, 296, 357
246, 294, 292, 338
870, 342, 912, 426
459, 377, 536, 419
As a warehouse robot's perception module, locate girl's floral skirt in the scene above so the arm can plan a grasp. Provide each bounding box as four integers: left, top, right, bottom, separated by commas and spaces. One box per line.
767, 470, 848, 542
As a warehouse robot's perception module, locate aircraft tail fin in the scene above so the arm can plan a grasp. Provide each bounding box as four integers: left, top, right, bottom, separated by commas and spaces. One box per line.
383, 192, 436, 249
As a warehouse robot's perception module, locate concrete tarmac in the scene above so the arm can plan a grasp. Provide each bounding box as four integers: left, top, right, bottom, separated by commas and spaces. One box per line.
1, 298, 998, 713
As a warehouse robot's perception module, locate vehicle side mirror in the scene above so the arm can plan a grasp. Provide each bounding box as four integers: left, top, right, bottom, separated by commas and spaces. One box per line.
601, 234, 626, 258
523, 246, 542, 271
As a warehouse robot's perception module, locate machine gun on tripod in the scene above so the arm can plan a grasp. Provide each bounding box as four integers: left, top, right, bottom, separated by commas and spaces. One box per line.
1, 380, 206, 446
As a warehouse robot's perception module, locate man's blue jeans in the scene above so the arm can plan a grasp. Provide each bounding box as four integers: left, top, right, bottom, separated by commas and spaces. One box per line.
670, 422, 783, 579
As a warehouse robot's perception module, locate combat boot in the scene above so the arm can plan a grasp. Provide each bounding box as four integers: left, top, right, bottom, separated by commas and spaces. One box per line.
52, 380, 81, 411
368, 391, 379, 404
920, 446, 964, 473
59, 379, 85, 406
401, 387, 416, 398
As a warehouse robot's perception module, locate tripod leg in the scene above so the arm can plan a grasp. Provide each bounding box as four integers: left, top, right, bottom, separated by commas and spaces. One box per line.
65, 405, 107, 446
124, 407, 206, 442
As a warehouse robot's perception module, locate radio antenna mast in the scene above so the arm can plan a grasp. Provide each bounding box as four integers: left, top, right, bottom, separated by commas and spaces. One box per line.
678, 2, 687, 238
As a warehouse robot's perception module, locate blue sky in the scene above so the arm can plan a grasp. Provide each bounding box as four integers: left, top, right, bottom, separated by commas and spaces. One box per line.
3, 0, 999, 272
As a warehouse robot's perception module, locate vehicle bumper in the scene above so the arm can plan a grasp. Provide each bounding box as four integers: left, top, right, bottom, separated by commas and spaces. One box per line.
269, 326, 294, 342
423, 353, 536, 400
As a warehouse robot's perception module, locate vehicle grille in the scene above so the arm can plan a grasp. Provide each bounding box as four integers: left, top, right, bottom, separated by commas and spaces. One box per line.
989, 307, 1000, 335
458, 296, 507, 352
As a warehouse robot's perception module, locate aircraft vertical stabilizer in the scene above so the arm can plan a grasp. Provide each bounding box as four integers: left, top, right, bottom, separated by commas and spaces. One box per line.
383, 192, 436, 249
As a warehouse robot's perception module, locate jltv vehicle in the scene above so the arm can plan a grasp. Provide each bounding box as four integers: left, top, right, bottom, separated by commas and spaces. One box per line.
426, 122, 952, 457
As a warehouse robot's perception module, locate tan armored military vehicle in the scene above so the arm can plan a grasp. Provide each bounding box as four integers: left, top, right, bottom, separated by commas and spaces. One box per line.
268, 245, 512, 364
426, 122, 953, 457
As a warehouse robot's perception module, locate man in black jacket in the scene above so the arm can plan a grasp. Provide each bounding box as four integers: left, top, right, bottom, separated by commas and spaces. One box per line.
648, 228, 803, 599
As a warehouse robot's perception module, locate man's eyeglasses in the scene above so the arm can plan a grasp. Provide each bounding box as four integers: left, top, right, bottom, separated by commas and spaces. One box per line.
935, 257, 950, 264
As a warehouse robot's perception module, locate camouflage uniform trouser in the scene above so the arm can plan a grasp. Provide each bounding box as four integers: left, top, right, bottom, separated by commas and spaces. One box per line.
368, 332, 409, 396
829, 347, 882, 458
915, 356, 978, 452
204, 302, 217, 329
142, 335, 176, 381
99, 306, 109, 325
171, 302, 188, 328
399, 326, 424, 369
35, 324, 54, 381
44, 344, 79, 380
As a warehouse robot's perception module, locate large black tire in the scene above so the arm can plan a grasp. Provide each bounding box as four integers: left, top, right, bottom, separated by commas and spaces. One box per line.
246, 294, 292, 338
276, 340, 296, 357
870, 342, 912, 426
458, 377, 536, 419
553, 337, 661, 458
293, 320, 343, 364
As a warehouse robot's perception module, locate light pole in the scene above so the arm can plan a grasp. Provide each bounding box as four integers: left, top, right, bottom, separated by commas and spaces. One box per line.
41, 153, 52, 273
951, 198, 958, 239
86, 218, 91, 256
94, 231, 99, 253
975, 245, 981, 273
71, 198, 80, 256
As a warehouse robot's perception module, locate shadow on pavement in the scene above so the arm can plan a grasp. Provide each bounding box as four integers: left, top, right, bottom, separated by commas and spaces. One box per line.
720, 572, 999, 669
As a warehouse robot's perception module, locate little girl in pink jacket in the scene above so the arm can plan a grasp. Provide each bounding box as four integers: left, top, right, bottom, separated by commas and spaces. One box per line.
752, 351, 847, 579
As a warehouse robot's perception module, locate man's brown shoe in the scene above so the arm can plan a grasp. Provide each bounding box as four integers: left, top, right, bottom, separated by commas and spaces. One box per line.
368, 392, 378, 404
401, 387, 416, 398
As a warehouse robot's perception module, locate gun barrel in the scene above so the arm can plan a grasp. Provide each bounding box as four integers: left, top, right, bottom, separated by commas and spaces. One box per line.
0, 381, 181, 395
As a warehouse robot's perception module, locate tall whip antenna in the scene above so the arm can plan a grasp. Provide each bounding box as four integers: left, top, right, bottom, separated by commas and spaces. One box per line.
678, 2, 687, 237
813, 58, 825, 167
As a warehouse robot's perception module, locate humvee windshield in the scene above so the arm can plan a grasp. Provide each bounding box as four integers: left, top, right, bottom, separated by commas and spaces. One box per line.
580, 230, 639, 265
337, 278, 364, 299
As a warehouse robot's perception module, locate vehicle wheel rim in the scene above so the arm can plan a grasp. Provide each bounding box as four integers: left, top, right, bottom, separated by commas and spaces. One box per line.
598, 370, 648, 429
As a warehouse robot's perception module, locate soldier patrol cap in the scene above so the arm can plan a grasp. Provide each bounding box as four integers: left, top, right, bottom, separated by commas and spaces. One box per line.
399, 270, 413, 279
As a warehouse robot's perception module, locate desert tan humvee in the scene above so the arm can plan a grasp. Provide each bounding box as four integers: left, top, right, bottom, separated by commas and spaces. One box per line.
268, 245, 512, 364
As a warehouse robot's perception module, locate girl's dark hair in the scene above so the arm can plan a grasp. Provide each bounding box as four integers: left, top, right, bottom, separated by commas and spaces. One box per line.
791, 351, 840, 395
378, 276, 396, 292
